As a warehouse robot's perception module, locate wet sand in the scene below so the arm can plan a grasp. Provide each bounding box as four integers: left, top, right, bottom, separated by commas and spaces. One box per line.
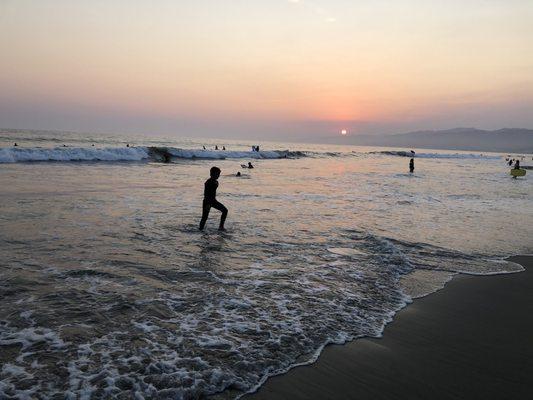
246, 255, 532, 400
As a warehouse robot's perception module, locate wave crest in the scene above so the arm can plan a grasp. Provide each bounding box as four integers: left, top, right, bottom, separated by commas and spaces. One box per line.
0, 146, 149, 163
0, 146, 306, 163
367, 150, 500, 159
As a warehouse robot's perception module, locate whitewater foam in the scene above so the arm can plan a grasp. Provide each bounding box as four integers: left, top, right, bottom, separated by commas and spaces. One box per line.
367, 150, 501, 159
0, 146, 150, 163
0, 146, 303, 163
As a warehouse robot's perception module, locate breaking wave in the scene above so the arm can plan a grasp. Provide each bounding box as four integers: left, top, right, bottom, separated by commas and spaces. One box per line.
0, 146, 150, 163
0, 145, 503, 164
367, 150, 500, 159
0, 146, 305, 163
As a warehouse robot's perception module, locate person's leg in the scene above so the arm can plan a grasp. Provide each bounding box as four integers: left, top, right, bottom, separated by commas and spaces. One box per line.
211, 201, 228, 230
199, 201, 211, 230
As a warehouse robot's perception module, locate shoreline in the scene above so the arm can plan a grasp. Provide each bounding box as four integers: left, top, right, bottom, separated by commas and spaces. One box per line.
245, 255, 532, 400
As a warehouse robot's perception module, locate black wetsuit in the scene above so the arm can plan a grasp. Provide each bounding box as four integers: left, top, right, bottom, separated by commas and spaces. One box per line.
199, 177, 228, 230
409, 159, 414, 173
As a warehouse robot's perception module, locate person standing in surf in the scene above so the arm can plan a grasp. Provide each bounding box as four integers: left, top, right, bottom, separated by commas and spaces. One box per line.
199, 166, 228, 231
409, 158, 415, 173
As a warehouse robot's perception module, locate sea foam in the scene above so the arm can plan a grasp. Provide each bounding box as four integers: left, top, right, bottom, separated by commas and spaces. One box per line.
0, 146, 299, 163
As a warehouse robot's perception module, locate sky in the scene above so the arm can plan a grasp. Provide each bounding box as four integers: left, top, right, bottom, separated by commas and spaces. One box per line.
1, 0, 533, 140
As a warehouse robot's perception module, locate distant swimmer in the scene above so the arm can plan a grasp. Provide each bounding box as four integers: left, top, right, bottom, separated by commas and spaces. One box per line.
126, 144, 129, 147
215, 145, 219, 150
223, 146, 226, 150
13, 143, 18, 147
203, 146, 206, 150
514, 160, 520, 169
508, 159, 513, 166
248, 162, 254, 169
256, 145, 260, 152
236, 171, 241, 177
409, 158, 414, 173
199, 166, 228, 231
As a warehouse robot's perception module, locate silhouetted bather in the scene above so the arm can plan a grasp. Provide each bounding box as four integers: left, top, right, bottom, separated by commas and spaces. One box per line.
203, 146, 206, 150
508, 159, 513, 166
199, 167, 228, 231
514, 160, 520, 169
13, 143, 18, 147
222, 146, 226, 150
409, 158, 414, 173
236, 171, 241, 177
248, 162, 254, 169
215, 145, 218, 150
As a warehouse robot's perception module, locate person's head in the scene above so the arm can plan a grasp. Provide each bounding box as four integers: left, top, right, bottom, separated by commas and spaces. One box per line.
248, 162, 252, 166
210, 166, 221, 178
236, 171, 241, 176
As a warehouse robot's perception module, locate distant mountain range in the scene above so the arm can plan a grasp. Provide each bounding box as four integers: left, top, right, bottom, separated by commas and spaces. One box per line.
341, 128, 533, 153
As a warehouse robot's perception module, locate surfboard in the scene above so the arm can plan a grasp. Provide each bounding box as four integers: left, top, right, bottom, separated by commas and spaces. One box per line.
510, 169, 526, 177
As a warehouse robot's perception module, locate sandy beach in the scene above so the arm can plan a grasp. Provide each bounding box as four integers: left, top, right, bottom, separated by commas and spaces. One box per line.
247, 255, 532, 400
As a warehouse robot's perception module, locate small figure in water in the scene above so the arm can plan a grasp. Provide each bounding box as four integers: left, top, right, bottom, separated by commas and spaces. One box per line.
199, 166, 228, 231
514, 160, 520, 169
248, 162, 254, 169
215, 145, 219, 150
222, 146, 226, 150
409, 158, 414, 173
203, 146, 206, 150
508, 159, 513, 166
236, 171, 241, 177
13, 143, 18, 147
256, 145, 260, 152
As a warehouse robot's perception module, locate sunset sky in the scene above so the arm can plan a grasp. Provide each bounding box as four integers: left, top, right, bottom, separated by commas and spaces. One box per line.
1, 0, 532, 140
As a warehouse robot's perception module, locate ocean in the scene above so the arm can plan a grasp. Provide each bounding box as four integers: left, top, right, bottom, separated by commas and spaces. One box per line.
1, 130, 532, 399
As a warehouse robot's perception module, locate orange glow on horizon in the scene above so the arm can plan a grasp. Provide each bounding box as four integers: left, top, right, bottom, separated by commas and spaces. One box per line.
1, 1, 532, 132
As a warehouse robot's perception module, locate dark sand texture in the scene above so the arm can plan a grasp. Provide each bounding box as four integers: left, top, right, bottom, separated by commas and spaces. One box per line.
246, 256, 532, 400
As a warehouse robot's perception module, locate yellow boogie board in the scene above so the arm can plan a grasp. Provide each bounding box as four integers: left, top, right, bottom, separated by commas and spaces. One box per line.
510, 169, 526, 177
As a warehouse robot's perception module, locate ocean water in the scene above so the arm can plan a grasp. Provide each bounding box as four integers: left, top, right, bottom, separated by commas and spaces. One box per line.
1, 130, 532, 399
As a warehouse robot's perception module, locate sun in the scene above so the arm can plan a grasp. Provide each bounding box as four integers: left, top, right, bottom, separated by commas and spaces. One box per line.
341, 129, 347, 135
